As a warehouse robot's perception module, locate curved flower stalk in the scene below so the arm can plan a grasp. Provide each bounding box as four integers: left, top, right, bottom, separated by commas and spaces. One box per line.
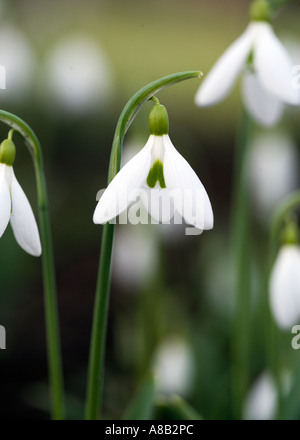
195, 0, 300, 126
0, 131, 41, 256
94, 102, 213, 235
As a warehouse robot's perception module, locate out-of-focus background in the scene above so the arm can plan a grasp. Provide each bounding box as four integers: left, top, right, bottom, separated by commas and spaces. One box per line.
0, 0, 300, 420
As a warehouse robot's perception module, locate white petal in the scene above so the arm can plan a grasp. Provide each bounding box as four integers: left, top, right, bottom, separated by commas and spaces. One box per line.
10, 169, 42, 256
140, 186, 176, 224
152, 337, 195, 396
195, 24, 255, 106
0, 164, 11, 237
163, 135, 213, 231
242, 72, 284, 126
269, 245, 300, 330
254, 22, 300, 105
93, 136, 153, 224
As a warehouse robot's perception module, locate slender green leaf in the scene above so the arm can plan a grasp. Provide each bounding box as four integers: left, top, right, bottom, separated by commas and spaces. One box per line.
123, 374, 155, 420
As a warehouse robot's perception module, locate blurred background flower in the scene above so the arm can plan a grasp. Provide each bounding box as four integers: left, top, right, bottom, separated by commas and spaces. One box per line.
112, 224, 158, 291
269, 244, 300, 330
0, 24, 37, 104
0, 0, 299, 420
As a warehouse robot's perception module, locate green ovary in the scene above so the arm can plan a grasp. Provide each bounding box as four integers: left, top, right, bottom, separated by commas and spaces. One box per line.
146, 159, 166, 188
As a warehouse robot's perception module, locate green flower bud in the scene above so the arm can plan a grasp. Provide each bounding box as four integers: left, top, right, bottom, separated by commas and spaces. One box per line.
149, 103, 169, 136
250, 0, 271, 22
0, 138, 16, 166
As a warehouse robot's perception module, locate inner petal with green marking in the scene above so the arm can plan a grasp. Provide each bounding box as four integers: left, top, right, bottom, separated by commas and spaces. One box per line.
146, 159, 166, 188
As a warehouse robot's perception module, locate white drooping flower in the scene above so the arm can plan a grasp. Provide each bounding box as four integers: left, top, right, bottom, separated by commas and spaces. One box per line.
249, 131, 299, 223
43, 35, 113, 114
0, 136, 41, 257
112, 224, 158, 290
93, 103, 213, 235
243, 371, 278, 420
269, 244, 300, 330
195, 8, 300, 126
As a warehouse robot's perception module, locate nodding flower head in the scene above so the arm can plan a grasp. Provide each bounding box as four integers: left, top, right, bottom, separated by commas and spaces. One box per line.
93, 102, 213, 235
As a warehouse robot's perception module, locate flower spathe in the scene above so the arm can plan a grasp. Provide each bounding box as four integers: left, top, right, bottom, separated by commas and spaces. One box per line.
269, 244, 300, 330
93, 104, 213, 233
195, 20, 300, 126
0, 163, 41, 257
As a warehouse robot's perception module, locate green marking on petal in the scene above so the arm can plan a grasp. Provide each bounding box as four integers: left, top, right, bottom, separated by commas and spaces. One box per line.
249, 0, 271, 22
149, 104, 169, 136
146, 159, 166, 188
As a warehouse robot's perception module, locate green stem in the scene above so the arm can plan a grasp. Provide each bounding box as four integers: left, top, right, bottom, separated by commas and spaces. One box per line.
231, 109, 253, 419
85, 71, 202, 420
0, 110, 65, 420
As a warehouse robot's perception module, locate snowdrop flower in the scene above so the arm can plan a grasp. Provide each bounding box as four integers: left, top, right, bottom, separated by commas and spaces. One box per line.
269, 243, 300, 330
195, 0, 300, 126
243, 371, 277, 420
93, 103, 213, 234
0, 133, 41, 256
